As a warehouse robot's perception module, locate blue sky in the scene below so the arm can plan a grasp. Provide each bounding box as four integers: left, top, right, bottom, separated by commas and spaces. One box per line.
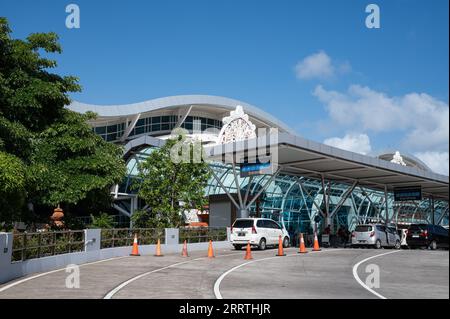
2, 0, 449, 174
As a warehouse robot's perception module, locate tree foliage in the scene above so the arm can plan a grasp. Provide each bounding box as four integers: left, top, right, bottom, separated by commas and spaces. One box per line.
28, 110, 126, 206
0, 18, 126, 227
133, 133, 211, 228
89, 213, 115, 229
0, 151, 26, 229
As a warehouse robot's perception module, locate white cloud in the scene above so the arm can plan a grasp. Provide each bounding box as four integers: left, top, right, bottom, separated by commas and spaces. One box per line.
313, 84, 449, 152
295, 51, 351, 80
314, 84, 449, 175
324, 133, 372, 155
414, 151, 449, 175
295, 51, 335, 79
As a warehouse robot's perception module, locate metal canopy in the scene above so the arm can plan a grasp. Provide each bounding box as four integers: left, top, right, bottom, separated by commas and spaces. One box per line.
205, 133, 449, 200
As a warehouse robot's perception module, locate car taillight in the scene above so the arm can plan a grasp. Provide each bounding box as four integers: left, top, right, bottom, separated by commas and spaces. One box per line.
252, 226, 257, 234
370, 231, 375, 237
230, 227, 233, 233
352, 231, 356, 237
420, 230, 428, 238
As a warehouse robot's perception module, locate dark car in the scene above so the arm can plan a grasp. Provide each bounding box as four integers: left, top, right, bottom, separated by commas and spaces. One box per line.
406, 224, 449, 250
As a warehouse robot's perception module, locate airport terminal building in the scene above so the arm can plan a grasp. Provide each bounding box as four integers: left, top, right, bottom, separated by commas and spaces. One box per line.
68, 95, 449, 233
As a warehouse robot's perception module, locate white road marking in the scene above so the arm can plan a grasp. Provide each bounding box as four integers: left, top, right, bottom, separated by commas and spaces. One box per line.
214, 249, 345, 299
0, 256, 129, 293
103, 251, 243, 299
352, 250, 402, 299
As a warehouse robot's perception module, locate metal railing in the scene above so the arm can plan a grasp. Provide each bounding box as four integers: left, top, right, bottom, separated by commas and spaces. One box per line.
74, 215, 131, 228
100, 228, 165, 249
9, 227, 227, 262
179, 227, 228, 244
12, 230, 85, 262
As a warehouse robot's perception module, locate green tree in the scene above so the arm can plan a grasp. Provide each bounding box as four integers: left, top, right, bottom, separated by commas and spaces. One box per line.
133, 133, 211, 228
28, 110, 126, 207
0, 151, 26, 230
0, 18, 126, 226
89, 213, 115, 229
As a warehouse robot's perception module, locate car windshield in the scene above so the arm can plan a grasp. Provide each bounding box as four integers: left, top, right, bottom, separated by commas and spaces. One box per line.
355, 225, 372, 232
233, 220, 254, 228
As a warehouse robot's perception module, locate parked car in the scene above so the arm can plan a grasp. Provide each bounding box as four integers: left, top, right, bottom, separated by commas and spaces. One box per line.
351, 224, 401, 249
230, 218, 290, 250
406, 224, 449, 250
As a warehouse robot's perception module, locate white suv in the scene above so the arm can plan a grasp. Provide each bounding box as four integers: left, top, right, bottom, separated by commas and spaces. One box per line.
230, 218, 290, 250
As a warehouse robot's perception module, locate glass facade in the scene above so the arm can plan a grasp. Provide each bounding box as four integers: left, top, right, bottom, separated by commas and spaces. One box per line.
118, 146, 449, 233
93, 115, 222, 142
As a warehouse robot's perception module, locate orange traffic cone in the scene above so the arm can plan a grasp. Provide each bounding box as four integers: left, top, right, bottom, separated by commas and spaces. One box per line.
276, 235, 286, 256
244, 242, 253, 260
312, 232, 321, 251
181, 240, 189, 257
154, 238, 163, 257
130, 234, 140, 256
207, 240, 215, 258
298, 233, 308, 254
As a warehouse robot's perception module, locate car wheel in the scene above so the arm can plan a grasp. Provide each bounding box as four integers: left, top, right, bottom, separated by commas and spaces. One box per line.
283, 237, 289, 248
233, 245, 243, 250
258, 238, 266, 250
429, 240, 437, 250
395, 240, 401, 249
375, 240, 382, 249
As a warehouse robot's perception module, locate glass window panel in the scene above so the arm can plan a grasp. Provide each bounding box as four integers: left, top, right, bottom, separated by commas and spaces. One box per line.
152, 117, 161, 124
135, 126, 145, 135
107, 124, 117, 133
162, 116, 170, 123
106, 133, 117, 141
151, 124, 161, 131
95, 126, 106, 134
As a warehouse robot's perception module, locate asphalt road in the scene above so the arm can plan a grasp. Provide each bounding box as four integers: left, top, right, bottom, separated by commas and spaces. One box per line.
0, 246, 448, 299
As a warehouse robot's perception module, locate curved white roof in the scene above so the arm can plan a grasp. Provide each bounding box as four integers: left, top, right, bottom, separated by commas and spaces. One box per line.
68, 94, 297, 135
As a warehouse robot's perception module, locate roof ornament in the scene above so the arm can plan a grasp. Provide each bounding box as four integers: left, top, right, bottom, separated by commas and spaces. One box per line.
391, 151, 407, 166
217, 105, 256, 144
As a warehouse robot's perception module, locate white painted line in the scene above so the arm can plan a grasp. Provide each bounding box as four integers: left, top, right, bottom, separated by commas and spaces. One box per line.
0, 256, 129, 293
352, 250, 401, 299
104, 258, 203, 299
103, 251, 243, 299
214, 248, 345, 299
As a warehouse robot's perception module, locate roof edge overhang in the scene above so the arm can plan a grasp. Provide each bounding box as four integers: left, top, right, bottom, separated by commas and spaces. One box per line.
204, 132, 449, 200
68, 94, 297, 135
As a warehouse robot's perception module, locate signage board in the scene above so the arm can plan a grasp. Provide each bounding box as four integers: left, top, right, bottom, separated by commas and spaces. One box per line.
240, 161, 273, 178
394, 186, 422, 201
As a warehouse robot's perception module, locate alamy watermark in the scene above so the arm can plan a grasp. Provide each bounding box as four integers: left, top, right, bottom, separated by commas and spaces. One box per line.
365, 263, 380, 289
365, 4, 380, 29
65, 264, 80, 289
168, 127, 279, 167
65, 4, 80, 29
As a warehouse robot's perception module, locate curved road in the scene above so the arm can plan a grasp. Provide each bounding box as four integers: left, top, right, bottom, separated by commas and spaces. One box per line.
0, 247, 447, 299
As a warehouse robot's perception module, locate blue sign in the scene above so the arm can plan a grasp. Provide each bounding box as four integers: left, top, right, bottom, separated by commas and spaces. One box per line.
240, 161, 272, 177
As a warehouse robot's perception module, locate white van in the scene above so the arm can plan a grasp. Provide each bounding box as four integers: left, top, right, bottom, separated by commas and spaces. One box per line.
230, 218, 290, 250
